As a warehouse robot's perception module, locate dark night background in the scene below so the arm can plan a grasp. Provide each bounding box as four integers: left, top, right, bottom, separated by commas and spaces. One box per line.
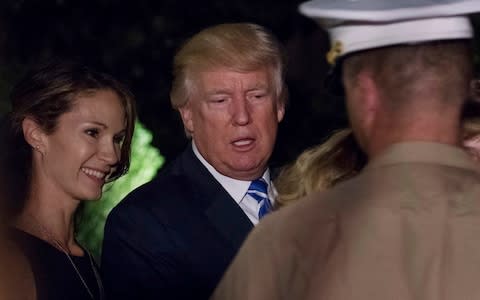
0, 0, 350, 169
1, 1, 479, 169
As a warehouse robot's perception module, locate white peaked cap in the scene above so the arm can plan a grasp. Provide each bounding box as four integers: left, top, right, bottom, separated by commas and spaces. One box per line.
299, 0, 480, 65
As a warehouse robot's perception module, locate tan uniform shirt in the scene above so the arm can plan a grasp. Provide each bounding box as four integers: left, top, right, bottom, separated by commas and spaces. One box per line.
211, 142, 480, 300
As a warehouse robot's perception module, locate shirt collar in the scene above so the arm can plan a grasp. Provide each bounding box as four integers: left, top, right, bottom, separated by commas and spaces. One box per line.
192, 142, 271, 204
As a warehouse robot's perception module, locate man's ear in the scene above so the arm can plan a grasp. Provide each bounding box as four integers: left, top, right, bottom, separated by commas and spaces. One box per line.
276, 100, 285, 123
22, 117, 46, 152
178, 103, 194, 134
357, 71, 380, 127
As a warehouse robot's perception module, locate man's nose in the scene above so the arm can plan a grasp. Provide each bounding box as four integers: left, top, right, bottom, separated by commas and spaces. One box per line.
231, 97, 251, 126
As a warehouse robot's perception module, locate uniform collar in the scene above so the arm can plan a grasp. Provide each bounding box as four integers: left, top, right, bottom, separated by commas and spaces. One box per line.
367, 142, 479, 172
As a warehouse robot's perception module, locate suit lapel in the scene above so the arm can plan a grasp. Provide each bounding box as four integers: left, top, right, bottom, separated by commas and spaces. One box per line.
205, 193, 253, 251
180, 144, 254, 250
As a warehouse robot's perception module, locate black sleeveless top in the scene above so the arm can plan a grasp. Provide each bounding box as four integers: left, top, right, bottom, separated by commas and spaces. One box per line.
10, 228, 103, 300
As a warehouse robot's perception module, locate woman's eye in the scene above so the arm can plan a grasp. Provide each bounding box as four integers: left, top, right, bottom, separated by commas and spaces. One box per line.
85, 128, 99, 138
114, 134, 125, 145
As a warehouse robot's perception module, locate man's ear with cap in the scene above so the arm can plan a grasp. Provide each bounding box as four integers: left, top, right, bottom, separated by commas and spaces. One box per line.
344, 70, 380, 143
358, 70, 380, 122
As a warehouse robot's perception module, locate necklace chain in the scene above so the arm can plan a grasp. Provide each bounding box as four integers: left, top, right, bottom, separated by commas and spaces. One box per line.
52, 239, 104, 300
20, 213, 104, 300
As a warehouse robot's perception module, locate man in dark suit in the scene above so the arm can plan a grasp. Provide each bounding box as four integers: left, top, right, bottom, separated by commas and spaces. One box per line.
101, 23, 286, 300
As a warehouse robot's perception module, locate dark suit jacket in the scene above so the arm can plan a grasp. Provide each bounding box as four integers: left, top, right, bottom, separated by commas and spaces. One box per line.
101, 144, 254, 300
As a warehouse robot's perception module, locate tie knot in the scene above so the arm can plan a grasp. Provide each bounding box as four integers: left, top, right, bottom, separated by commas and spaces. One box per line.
248, 178, 268, 195
247, 178, 271, 219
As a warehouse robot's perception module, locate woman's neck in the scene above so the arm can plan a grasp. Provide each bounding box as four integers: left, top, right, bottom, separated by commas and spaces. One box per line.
14, 193, 84, 256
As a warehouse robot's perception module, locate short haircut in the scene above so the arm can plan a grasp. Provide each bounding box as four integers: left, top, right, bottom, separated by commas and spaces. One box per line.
342, 40, 473, 109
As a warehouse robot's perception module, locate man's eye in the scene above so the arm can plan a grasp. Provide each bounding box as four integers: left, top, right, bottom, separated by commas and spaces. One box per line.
248, 92, 268, 100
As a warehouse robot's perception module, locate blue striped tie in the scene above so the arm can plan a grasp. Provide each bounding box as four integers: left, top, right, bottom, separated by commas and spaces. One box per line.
247, 179, 272, 219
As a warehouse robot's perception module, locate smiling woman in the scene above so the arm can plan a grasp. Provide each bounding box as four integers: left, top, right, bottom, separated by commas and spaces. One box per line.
2, 60, 136, 300
30, 89, 127, 201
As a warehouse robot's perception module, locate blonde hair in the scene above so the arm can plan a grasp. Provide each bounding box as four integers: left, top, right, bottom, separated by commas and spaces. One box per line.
274, 128, 366, 209
170, 23, 287, 110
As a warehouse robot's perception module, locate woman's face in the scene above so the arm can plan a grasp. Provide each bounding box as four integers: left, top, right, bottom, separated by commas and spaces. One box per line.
36, 89, 126, 201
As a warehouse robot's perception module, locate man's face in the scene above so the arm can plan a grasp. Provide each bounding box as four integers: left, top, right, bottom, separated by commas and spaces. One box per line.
179, 67, 285, 180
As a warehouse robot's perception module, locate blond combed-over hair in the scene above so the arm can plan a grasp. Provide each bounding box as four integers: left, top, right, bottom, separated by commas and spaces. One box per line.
170, 23, 287, 112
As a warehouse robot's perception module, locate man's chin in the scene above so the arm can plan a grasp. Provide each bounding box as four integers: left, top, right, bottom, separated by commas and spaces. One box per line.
225, 164, 266, 181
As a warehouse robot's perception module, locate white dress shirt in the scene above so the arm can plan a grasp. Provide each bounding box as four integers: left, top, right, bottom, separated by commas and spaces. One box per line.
192, 143, 276, 225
